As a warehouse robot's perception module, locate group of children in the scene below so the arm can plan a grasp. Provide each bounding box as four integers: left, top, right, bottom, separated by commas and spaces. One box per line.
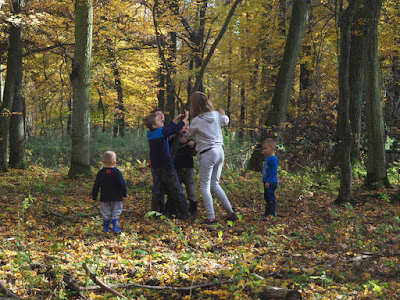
92, 91, 279, 232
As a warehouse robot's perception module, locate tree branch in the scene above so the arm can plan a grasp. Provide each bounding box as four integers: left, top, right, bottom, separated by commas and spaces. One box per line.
83, 263, 127, 299
191, 0, 242, 93
0, 281, 21, 300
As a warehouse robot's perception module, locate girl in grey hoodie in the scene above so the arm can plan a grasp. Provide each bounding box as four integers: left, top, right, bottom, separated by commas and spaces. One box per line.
188, 91, 238, 224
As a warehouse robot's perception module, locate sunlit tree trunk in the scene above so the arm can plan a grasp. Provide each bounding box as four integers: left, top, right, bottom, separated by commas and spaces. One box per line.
68, 0, 92, 178
248, 0, 310, 171
0, 0, 24, 172
363, 0, 389, 188
158, 67, 165, 111
335, 0, 362, 205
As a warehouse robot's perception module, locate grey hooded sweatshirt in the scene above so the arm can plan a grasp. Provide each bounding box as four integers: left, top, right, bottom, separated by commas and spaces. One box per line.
188, 111, 229, 154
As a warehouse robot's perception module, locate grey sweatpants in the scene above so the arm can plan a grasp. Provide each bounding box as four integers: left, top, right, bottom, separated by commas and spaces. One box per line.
198, 146, 233, 219
100, 201, 123, 220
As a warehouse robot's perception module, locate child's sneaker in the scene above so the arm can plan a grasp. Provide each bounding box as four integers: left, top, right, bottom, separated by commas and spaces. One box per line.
201, 218, 218, 225
227, 212, 239, 221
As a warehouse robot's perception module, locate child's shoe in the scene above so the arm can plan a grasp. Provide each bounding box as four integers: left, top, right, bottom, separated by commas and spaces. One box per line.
102, 220, 110, 232
201, 218, 218, 225
264, 203, 272, 217
111, 219, 122, 232
271, 202, 278, 217
227, 212, 239, 221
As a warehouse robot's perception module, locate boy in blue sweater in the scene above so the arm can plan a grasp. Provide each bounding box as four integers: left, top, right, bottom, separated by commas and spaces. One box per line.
92, 151, 128, 232
144, 111, 190, 220
261, 138, 279, 218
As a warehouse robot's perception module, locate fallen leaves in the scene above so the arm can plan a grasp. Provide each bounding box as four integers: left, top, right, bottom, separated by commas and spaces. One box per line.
0, 167, 399, 299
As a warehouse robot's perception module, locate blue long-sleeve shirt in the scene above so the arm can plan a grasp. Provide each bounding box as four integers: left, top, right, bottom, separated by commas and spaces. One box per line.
262, 155, 278, 183
92, 167, 127, 202
147, 120, 184, 169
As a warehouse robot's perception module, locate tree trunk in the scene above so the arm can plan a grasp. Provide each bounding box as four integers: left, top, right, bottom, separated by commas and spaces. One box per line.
348, 4, 366, 167
226, 76, 232, 121
158, 67, 166, 111
248, 0, 310, 171
9, 52, 25, 169
190, 0, 242, 94
335, 0, 362, 205
108, 46, 125, 138
0, 65, 3, 106
363, 0, 389, 188
67, 98, 72, 136
167, 32, 177, 119
265, 0, 310, 134
0, 0, 24, 172
239, 86, 245, 139
68, 0, 93, 178
9, 94, 26, 170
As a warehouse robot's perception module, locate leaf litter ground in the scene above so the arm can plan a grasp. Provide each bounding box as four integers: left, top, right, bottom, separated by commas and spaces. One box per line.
0, 166, 399, 299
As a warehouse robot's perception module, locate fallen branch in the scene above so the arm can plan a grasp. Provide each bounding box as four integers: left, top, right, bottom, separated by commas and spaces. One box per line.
83, 263, 127, 299
47, 205, 100, 220
63, 273, 83, 298
80, 277, 301, 299
81, 280, 234, 292
0, 281, 20, 300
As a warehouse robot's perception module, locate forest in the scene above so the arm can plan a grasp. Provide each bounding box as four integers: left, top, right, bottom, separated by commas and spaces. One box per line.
0, 0, 400, 299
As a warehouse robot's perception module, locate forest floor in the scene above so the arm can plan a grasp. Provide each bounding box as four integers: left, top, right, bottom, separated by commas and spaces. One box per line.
0, 166, 399, 299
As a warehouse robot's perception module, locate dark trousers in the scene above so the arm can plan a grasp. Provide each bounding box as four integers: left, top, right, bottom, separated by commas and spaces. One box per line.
151, 167, 165, 212
177, 168, 196, 203
264, 182, 278, 217
153, 165, 189, 219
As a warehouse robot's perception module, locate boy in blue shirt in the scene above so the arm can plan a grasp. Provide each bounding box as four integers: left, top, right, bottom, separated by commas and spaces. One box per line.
262, 138, 279, 217
92, 151, 127, 232
144, 111, 190, 220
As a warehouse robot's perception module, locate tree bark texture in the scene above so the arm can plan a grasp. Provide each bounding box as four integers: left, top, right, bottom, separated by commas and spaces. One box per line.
0, 0, 24, 172
363, 0, 389, 188
107, 46, 125, 138
265, 0, 310, 134
348, 4, 366, 166
158, 67, 166, 111
248, 0, 309, 171
68, 0, 93, 178
335, 0, 362, 205
0, 65, 3, 106
9, 93, 26, 169
167, 32, 177, 119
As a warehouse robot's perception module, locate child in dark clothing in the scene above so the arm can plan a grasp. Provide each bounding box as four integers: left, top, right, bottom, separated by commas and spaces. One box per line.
261, 138, 279, 217
92, 151, 128, 232
149, 108, 166, 213
169, 120, 197, 215
144, 111, 190, 220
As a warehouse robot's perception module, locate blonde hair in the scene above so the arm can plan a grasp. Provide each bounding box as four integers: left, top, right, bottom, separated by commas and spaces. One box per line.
262, 138, 277, 150
102, 151, 117, 165
190, 91, 214, 118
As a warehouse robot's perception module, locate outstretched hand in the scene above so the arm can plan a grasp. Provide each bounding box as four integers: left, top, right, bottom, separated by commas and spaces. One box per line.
172, 113, 184, 124
217, 108, 226, 115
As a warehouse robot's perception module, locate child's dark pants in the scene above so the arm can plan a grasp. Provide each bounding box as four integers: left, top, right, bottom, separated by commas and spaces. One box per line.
264, 182, 278, 217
